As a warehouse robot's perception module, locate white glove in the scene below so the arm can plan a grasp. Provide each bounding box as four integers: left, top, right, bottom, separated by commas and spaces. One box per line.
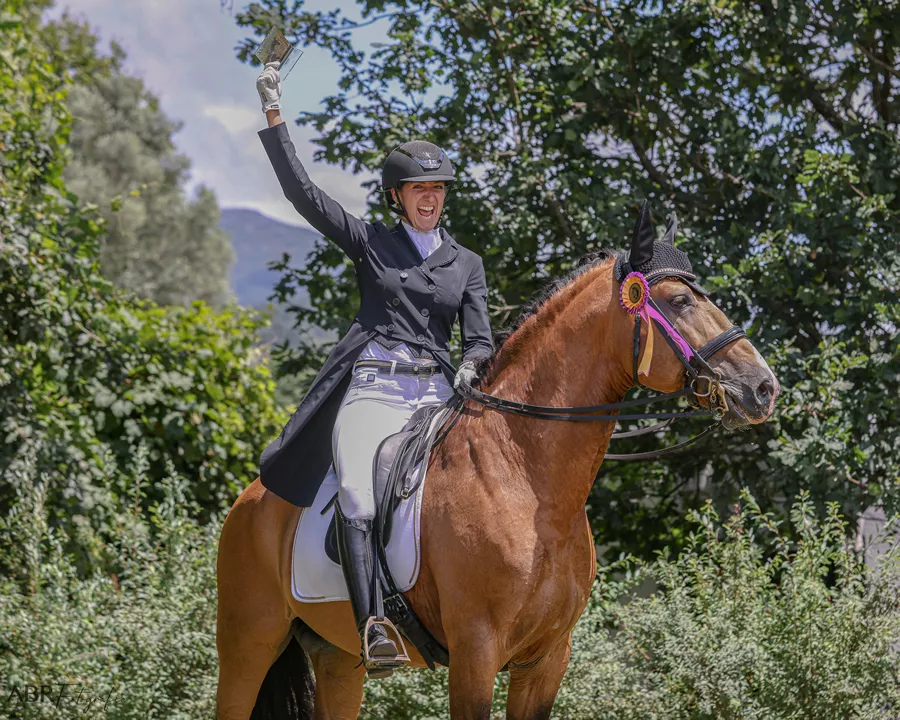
453, 361, 477, 390
256, 61, 282, 113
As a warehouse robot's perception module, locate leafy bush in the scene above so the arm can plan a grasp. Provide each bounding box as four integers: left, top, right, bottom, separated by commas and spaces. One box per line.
0, 0, 289, 575
0, 444, 220, 719
3, 457, 896, 719
362, 493, 899, 719
554, 492, 900, 719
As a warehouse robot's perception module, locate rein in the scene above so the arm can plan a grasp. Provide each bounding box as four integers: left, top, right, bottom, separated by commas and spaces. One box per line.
453, 272, 747, 461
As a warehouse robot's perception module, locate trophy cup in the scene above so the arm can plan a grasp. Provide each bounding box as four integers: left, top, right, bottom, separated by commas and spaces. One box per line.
254, 26, 303, 79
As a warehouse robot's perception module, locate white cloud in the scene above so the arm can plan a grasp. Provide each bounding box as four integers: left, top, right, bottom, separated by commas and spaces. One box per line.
51, 0, 373, 222
202, 104, 261, 136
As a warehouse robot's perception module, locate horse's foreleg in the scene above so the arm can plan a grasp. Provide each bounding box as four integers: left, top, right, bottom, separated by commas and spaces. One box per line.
504, 634, 572, 720
447, 624, 503, 720
307, 644, 365, 719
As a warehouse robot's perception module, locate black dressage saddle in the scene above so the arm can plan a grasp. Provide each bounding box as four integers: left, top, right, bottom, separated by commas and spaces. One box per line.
324, 402, 449, 565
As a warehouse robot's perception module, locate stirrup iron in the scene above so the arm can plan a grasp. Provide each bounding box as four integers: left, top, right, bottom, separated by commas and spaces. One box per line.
362, 616, 409, 672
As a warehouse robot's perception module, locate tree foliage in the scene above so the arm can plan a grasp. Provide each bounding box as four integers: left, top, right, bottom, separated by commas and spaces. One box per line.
1, 0, 288, 573
234, 0, 900, 557
41, 8, 235, 308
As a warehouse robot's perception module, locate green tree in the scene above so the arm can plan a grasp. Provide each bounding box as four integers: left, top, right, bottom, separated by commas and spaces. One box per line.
234, 0, 900, 557
40, 8, 126, 80
39, 7, 235, 308
1, 0, 287, 573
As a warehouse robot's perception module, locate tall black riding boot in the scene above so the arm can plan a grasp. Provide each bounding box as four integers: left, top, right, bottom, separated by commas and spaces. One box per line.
334, 505, 404, 677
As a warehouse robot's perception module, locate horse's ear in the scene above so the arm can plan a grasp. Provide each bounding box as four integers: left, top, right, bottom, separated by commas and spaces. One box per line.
663, 212, 678, 245
630, 200, 655, 268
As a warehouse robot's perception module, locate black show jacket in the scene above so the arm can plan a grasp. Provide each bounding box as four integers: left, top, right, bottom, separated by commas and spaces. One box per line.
256, 122, 493, 507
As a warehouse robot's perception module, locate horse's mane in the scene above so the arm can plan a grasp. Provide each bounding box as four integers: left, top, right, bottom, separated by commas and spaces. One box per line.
472, 248, 619, 381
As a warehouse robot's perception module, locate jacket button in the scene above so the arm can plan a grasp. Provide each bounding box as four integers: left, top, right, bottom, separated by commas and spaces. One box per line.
427, 283, 435, 290
421, 308, 429, 317
416, 333, 425, 341
400, 271, 408, 279
387, 323, 395, 331
392, 297, 400, 306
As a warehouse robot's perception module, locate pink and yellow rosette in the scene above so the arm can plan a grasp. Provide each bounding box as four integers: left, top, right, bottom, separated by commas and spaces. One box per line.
620, 271, 654, 376
620, 271, 696, 377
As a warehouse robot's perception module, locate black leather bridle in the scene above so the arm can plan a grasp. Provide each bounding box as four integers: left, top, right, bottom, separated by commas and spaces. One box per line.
451, 286, 747, 461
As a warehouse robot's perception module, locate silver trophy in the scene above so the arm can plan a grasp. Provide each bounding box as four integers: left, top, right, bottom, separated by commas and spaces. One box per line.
254, 26, 302, 79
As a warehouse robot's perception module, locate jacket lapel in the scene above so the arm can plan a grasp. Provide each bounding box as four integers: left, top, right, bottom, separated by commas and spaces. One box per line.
392, 223, 459, 273
426, 228, 459, 270
393, 223, 422, 263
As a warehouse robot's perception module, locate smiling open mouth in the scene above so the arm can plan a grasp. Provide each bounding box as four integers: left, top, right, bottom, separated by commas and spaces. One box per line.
418, 205, 435, 220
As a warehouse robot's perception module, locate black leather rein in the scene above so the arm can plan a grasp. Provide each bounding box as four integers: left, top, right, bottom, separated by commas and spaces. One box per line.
453, 300, 747, 461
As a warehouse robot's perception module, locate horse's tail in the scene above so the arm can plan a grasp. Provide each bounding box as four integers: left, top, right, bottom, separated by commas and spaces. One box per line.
249, 629, 316, 720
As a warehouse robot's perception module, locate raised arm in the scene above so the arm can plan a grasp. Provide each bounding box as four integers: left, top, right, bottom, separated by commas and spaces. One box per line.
458, 256, 494, 366
256, 67, 369, 262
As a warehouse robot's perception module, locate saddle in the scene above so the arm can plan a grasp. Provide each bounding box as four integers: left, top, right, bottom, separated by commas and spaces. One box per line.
322, 397, 463, 669
324, 402, 446, 563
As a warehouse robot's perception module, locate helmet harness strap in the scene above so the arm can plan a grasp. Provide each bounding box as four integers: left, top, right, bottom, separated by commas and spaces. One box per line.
382, 141, 454, 229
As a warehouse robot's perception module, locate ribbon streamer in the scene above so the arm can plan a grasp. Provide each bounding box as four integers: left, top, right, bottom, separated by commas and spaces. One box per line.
620, 272, 695, 376
644, 303, 695, 365
637, 308, 655, 376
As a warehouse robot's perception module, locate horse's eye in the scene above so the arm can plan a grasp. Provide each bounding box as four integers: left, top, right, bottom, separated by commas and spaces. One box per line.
669, 295, 691, 308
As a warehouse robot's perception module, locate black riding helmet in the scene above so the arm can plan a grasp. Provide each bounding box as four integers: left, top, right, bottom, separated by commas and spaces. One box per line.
382, 141, 455, 218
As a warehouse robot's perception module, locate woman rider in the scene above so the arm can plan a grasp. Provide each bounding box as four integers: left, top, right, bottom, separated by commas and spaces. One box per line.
255, 62, 494, 674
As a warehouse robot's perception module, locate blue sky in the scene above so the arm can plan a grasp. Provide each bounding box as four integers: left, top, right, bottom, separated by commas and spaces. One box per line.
52, 0, 380, 227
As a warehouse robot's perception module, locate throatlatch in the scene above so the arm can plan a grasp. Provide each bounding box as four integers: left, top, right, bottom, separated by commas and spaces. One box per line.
456, 201, 747, 461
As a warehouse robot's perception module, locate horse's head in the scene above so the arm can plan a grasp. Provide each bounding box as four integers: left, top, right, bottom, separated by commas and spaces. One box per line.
615, 202, 779, 429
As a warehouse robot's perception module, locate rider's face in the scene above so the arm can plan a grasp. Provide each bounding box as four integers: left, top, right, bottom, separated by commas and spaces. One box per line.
393, 182, 446, 232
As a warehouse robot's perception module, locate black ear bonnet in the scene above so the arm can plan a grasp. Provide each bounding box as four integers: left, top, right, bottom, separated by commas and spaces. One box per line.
613, 201, 710, 296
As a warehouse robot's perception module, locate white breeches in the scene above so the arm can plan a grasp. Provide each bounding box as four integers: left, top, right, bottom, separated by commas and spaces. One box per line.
332, 364, 454, 520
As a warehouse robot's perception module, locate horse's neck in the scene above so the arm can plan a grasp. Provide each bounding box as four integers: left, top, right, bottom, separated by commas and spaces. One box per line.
478, 267, 632, 514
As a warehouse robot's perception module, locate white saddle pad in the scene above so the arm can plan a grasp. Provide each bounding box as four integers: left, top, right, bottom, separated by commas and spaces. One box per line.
291, 407, 448, 603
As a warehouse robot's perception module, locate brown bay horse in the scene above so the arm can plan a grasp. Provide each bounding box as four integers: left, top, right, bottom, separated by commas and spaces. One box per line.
216, 227, 778, 718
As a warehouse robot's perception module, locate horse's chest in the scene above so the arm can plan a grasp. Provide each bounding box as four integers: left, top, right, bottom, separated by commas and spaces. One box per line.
507, 537, 594, 614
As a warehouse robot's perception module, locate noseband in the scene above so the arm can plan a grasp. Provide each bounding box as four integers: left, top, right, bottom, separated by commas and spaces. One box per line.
633, 296, 747, 417
452, 271, 747, 461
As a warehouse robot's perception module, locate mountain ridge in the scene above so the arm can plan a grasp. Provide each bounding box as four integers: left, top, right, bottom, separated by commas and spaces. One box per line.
221, 207, 320, 308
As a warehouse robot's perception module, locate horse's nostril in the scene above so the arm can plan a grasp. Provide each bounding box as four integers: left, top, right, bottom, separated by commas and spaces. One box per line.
756, 378, 774, 407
